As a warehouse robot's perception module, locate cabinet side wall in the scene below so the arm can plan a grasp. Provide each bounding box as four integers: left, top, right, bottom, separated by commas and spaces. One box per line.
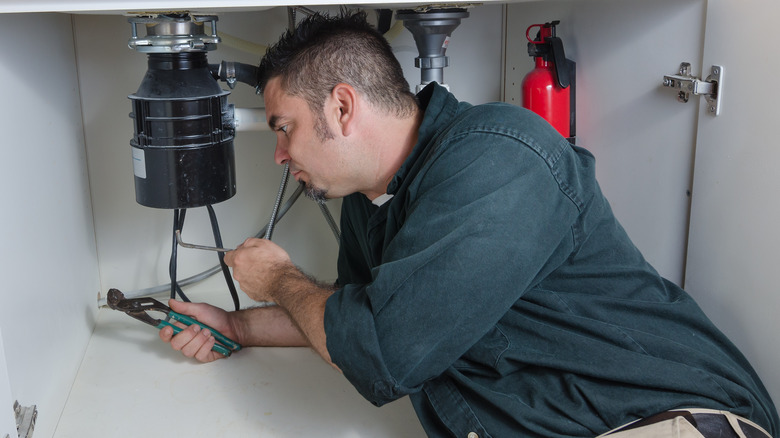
0, 12, 100, 437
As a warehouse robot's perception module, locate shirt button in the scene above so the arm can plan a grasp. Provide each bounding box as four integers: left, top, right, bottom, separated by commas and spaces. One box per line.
467, 433, 479, 438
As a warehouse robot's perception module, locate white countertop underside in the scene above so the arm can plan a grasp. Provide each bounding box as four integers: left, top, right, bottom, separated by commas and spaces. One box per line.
55, 307, 425, 437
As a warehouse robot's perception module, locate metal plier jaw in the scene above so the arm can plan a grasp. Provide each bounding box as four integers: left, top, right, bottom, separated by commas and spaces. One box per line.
106, 288, 241, 357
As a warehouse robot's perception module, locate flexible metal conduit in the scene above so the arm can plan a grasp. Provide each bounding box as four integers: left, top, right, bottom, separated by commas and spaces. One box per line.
265, 162, 290, 240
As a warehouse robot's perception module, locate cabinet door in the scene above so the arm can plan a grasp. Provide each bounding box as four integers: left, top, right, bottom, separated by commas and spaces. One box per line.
684, 0, 780, 405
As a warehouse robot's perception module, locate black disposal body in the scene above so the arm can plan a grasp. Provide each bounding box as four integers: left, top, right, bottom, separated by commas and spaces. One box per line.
129, 52, 236, 209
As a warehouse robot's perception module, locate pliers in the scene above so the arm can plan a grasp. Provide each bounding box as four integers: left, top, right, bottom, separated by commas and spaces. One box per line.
106, 288, 242, 357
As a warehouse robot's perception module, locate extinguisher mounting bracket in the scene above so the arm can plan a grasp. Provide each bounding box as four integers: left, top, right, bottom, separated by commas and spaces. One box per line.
662, 62, 723, 116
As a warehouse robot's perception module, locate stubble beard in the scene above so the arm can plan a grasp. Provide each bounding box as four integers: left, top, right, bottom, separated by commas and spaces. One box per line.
299, 112, 334, 205
302, 181, 328, 204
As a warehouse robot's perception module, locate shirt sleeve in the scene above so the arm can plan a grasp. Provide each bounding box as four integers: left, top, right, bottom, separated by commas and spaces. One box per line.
325, 125, 583, 406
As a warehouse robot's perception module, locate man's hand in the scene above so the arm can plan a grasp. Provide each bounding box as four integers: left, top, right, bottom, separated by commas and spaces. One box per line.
223, 237, 338, 369
224, 238, 293, 302
159, 300, 238, 363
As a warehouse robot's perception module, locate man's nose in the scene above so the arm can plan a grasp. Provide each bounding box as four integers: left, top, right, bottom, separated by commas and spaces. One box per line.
274, 143, 290, 165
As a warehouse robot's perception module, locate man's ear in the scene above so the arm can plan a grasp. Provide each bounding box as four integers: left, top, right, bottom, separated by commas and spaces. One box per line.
331, 83, 358, 136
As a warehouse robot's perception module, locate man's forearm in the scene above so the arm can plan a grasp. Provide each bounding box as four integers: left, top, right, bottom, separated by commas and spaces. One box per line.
270, 265, 338, 369
233, 305, 309, 347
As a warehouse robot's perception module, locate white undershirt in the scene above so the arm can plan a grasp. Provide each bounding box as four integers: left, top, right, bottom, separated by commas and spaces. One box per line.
371, 193, 394, 206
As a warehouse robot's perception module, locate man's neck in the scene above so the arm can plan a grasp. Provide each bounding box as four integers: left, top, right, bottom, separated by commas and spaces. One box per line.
361, 109, 422, 201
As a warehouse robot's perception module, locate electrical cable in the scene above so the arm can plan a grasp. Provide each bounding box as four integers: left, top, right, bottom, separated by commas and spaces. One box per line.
318, 203, 341, 242
170, 209, 179, 301
207, 204, 241, 311
169, 209, 191, 303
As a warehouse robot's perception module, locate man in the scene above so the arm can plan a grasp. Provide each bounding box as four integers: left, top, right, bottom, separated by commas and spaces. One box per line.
160, 11, 779, 438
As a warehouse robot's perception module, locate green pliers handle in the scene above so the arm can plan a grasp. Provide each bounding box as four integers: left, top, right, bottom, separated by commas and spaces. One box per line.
157, 311, 242, 357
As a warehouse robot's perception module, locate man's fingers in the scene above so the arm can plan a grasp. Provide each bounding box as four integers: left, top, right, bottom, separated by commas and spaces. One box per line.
223, 250, 236, 266
159, 325, 175, 342
168, 299, 200, 316
194, 334, 218, 363
169, 325, 202, 355
179, 328, 218, 362
242, 237, 262, 247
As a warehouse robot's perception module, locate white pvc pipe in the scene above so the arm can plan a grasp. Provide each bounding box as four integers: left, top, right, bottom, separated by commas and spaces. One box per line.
234, 107, 269, 131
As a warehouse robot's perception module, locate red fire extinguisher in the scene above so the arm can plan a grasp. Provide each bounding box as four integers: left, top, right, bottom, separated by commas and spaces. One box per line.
522, 21, 576, 143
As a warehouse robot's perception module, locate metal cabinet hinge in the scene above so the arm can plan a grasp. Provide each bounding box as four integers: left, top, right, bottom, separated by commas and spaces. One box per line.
662, 62, 724, 116
14, 401, 37, 438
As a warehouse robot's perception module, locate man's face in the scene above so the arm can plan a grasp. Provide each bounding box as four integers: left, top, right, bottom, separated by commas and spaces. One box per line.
264, 77, 347, 203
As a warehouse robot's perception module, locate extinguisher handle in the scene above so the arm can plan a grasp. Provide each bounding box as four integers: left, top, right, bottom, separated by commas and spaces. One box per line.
526, 24, 544, 44
525, 21, 561, 44
548, 36, 571, 89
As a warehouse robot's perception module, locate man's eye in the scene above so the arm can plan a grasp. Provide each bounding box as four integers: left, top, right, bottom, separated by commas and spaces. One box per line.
279, 125, 288, 134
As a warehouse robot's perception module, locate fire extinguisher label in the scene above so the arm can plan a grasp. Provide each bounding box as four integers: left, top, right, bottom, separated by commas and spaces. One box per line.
132, 147, 147, 179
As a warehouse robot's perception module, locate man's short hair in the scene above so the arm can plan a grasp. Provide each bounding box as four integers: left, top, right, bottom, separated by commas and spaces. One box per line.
258, 10, 418, 120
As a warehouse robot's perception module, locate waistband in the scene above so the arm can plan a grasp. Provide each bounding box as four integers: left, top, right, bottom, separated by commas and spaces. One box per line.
603, 408, 771, 438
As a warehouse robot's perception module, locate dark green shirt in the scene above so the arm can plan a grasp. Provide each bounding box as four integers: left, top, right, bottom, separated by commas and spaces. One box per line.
324, 83, 779, 437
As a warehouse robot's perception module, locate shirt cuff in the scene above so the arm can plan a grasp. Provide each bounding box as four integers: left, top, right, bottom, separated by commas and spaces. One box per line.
325, 284, 417, 406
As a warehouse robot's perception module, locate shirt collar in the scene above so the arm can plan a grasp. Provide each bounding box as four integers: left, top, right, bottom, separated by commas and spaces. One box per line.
386, 82, 460, 194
